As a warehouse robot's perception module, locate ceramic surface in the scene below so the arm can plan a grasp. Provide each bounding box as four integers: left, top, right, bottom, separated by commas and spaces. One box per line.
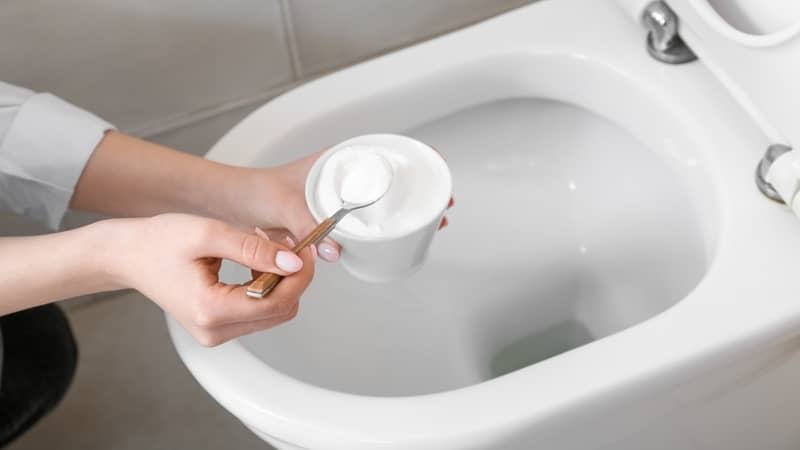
615, 0, 800, 147
167, 0, 800, 448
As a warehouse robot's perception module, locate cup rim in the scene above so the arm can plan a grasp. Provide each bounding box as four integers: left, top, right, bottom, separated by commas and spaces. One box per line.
305, 133, 452, 243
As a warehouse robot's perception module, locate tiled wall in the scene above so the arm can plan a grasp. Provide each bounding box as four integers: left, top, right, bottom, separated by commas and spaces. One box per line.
0, 0, 534, 235
2, 0, 534, 153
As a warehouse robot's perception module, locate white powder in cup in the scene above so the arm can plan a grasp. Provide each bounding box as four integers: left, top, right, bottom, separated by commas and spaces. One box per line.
314, 144, 448, 237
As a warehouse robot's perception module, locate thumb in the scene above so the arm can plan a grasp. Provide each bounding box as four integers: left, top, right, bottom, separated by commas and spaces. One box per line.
201, 223, 304, 275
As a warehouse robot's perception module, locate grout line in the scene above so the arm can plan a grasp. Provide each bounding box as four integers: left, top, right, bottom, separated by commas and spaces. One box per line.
127, 80, 304, 139
278, 0, 304, 80
127, 1, 307, 140
120, 2, 531, 140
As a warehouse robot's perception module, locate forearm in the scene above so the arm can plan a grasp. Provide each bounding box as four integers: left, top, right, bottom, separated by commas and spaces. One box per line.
70, 131, 261, 225
0, 221, 122, 315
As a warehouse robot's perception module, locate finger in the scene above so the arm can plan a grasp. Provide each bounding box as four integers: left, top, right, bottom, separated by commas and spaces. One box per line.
257, 227, 292, 243
256, 244, 315, 302
448, 197, 455, 209
202, 222, 303, 276
199, 246, 315, 327
254, 226, 270, 240
191, 303, 300, 346
249, 242, 316, 280
284, 208, 341, 263
316, 239, 340, 263
439, 216, 449, 229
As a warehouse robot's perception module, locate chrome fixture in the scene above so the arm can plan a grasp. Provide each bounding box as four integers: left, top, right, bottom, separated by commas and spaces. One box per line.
756, 144, 792, 203
642, 1, 697, 64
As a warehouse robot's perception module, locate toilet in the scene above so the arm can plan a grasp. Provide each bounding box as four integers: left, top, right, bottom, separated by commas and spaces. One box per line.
166, 0, 800, 448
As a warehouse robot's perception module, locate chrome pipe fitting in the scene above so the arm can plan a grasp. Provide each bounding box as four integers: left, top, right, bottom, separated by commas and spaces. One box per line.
642, 1, 697, 64
756, 144, 792, 203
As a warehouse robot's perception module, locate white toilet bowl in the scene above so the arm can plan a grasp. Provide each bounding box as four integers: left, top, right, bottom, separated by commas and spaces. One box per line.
167, 0, 800, 448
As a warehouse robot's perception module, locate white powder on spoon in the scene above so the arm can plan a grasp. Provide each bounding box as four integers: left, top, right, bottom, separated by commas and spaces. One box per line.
338, 151, 393, 206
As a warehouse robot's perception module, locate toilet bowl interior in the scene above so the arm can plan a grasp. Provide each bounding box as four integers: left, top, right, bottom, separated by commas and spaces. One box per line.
703, 0, 800, 36
221, 54, 719, 397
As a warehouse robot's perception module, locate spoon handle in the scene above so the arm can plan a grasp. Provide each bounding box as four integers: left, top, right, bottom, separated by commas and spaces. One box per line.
246, 217, 339, 299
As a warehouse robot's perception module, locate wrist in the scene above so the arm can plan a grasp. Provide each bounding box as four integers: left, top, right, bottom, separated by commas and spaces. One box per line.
85, 218, 136, 292
222, 166, 284, 229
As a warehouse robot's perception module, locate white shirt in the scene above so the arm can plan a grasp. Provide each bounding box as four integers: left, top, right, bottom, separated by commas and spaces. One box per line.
0, 81, 114, 229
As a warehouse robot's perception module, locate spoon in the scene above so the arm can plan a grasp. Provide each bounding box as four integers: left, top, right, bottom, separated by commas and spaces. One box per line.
246, 153, 393, 298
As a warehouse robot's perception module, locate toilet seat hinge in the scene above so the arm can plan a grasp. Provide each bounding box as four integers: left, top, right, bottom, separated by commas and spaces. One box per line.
641, 1, 697, 64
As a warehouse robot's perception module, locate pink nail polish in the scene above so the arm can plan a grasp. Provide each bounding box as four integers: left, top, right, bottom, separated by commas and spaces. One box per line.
276, 251, 302, 272
318, 243, 339, 262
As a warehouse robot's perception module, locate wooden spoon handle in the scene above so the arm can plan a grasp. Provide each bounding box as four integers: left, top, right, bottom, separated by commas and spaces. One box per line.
246, 217, 338, 299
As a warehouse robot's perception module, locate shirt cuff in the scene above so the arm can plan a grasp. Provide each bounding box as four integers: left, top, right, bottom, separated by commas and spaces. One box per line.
0, 93, 115, 229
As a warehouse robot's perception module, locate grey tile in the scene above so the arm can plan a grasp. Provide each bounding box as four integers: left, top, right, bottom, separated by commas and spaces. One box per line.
58, 293, 108, 312
0, 213, 48, 236
147, 101, 264, 157
0, 0, 294, 133
0, 207, 104, 234
61, 210, 107, 230
288, 0, 536, 76
7, 292, 272, 450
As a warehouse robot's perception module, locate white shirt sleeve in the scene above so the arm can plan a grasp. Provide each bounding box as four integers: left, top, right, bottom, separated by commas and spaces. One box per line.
0, 81, 115, 229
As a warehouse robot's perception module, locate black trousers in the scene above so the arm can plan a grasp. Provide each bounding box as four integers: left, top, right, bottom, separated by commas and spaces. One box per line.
0, 305, 78, 448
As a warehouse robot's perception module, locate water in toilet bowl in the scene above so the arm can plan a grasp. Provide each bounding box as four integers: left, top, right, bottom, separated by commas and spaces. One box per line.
240, 98, 710, 396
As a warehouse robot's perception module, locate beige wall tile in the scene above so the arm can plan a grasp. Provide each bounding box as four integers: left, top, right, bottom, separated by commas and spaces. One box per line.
0, 0, 293, 132
0, 213, 48, 236
0, 1, 543, 238
148, 101, 264, 157
287, 0, 535, 76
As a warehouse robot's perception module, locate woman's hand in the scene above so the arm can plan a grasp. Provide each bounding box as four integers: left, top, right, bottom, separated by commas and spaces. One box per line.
71, 133, 451, 264
106, 213, 315, 346
230, 152, 343, 262
229, 151, 453, 261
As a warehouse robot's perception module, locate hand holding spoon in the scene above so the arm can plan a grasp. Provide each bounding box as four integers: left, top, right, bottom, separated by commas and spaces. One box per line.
246, 152, 393, 298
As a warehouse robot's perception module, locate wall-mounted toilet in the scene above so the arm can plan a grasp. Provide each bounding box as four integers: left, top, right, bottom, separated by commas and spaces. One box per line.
167, 0, 800, 448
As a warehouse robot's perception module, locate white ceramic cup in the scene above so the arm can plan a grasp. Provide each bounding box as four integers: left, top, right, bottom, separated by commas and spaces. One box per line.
305, 134, 452, 283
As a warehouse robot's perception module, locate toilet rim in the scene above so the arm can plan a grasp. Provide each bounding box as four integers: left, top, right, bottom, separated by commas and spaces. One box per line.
170, 0, 800, 446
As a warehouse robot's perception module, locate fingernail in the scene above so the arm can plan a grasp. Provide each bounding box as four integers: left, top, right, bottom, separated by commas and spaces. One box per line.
276, 251, 303, 272
318, 243, 339, 262
254, 227, 270, 240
